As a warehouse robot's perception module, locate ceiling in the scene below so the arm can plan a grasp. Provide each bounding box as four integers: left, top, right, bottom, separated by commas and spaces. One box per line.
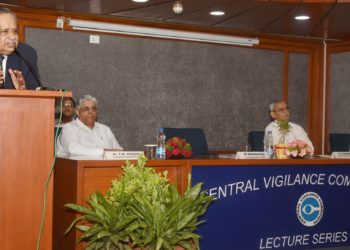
2, 0, 350, 41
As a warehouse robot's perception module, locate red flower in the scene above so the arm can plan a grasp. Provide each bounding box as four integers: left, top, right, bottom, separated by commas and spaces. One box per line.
173, 148, 180, 156
165, 137, 192, 159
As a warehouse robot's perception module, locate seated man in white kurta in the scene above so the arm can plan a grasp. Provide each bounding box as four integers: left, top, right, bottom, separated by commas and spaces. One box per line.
264, 100, 314, 152
56, 94, 122, 157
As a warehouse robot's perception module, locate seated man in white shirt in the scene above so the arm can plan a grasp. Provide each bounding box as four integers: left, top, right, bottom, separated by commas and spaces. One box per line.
56, 95, 122, 157
264, 100, 314, 151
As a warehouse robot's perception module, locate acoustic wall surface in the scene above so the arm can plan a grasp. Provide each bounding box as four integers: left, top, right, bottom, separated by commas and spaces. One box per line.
329, 52, 350, 134
288, 52, 309, 130
26, 28, 308, 151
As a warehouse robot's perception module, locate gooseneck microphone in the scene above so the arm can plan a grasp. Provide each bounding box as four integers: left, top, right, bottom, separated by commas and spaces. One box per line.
14, 48, 42, 87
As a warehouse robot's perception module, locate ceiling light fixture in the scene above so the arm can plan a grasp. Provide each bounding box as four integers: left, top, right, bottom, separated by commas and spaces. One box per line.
132, 0, 149, 2
68, 19, 259, 46
294, 15, 310, 20
210, 10, 225, 16
173, 1, 183, 14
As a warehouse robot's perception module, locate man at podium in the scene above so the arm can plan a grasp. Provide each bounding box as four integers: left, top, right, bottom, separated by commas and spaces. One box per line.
0, 8, 40, 90
56, 95, 123, 157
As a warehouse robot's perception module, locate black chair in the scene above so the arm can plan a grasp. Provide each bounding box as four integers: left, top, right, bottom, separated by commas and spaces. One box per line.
248, 131, 265, 151
329, 133, 350, 153
163, 128, 209, 155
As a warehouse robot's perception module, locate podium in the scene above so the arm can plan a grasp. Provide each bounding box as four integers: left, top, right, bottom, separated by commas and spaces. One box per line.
0, 90, 72, 250
53, 158, 190, 250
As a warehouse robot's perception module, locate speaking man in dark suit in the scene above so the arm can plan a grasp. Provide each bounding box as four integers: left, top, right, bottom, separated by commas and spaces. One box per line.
0, 8, 40, 90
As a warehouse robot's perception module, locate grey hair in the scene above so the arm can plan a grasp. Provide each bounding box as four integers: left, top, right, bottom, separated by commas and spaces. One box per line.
76, 95, 98, 109
0, 8, 17, 20
269, 100, 285, 112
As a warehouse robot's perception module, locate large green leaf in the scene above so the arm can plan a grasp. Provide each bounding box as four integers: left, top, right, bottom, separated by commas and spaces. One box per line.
97, 231, 111, 239
65, 203, 97, 216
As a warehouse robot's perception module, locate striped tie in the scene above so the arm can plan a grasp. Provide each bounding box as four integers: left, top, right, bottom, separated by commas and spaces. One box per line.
0, 55, 4, 89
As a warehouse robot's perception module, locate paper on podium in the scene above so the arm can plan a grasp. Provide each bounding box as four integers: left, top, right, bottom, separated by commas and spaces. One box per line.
331, 152, 350, 159
103, 150, 144, 160
235, 151, 267, 159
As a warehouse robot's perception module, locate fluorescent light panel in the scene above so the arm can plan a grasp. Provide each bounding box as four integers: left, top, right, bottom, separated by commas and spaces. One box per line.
68, 19, 259, 46
210, 11, 225, 16
294, 15, 310, 20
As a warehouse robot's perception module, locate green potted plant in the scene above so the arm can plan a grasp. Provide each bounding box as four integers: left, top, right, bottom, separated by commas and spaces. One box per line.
275, 119, 291, 159
276, 119, 291, 144
65, 154, 213, 250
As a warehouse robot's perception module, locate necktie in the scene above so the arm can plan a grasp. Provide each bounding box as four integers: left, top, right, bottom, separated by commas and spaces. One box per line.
0, 55, 4, 89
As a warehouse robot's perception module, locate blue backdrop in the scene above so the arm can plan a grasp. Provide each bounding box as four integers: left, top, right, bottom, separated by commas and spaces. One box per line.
192, 164, 350, 250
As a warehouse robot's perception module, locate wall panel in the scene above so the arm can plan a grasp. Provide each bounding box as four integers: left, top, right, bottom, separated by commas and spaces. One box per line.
26, 27, 289, 151
288, 52, 309, 130
329, 52, 350, 134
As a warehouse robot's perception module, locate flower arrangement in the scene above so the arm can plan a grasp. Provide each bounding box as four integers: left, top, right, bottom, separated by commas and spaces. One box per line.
285, 140, 313, 158
165, 136, 193, 159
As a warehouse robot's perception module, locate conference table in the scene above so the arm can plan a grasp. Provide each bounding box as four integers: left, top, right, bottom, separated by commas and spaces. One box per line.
53, 156, 350, 250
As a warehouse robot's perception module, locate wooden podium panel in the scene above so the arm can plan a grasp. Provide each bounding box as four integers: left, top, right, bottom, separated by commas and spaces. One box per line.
0, 90, 72, 250
53, 158, 190, 250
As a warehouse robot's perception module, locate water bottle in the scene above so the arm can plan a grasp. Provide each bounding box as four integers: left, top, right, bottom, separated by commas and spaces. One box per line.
265, 131, 274, 159
156, 128, 166, 159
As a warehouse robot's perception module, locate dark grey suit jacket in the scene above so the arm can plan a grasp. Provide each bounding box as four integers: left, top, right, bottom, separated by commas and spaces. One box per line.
4, 43, 40, 90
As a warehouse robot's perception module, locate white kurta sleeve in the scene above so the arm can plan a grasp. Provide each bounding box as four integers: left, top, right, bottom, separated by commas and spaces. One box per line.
57, 123, 104, 157
106, 127, 123, 150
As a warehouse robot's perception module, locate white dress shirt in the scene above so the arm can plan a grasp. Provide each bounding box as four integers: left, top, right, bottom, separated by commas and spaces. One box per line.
264, 120, 314, 151
56, 118, 122, 157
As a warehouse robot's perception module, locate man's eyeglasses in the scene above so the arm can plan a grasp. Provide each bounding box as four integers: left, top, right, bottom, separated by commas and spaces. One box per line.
273, 106, 290, 113
79, 106, 98, 113
63, 103, 74, 108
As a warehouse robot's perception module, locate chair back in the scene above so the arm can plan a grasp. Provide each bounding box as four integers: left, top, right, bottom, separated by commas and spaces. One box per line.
248, 131, 265, 151
329, 133, 350, 153
162, 128, 209, 155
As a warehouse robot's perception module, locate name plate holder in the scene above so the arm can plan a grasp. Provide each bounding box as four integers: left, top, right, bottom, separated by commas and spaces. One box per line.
331, 152, 350, 159
104, 150, 144, 160
236, 151, 267, 159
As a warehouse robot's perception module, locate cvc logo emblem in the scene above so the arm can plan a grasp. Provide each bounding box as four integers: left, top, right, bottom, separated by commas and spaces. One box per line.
296, 192, 324, 227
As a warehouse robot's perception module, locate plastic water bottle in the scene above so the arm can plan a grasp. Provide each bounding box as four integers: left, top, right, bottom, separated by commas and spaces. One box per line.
265, 131, 274, 159
156, 128, 166, 159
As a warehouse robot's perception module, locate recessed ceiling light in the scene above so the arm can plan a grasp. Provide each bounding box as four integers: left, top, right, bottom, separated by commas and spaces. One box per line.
210, 10, 225, 16
132, 0, 149, 2
173, 1, 183, 14
295, 15, 310, 20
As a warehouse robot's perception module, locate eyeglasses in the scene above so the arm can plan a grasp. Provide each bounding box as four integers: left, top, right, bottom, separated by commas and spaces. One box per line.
63, 103, 74, 108
273, 106, 290, 113
79, 106, 98, 113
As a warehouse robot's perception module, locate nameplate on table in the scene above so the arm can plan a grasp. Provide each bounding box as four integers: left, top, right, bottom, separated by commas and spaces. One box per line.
331, 152, 350, 159
103, 150, 144, 160
236, 151, 267, 159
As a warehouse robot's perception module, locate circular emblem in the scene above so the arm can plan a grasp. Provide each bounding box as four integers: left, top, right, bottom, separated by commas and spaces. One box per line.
296, 192, 324, 227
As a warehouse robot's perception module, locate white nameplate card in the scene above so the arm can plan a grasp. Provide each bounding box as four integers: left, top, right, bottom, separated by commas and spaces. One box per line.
236, 151, 267, 159
104, 151, 144, 160
331, 152, 350, 159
